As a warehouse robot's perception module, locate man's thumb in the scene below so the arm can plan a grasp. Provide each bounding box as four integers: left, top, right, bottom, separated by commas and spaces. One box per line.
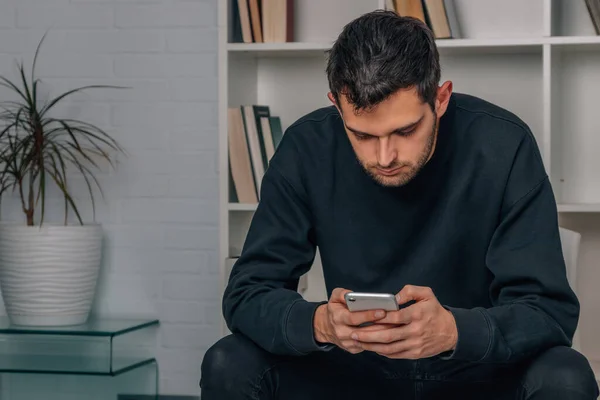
396, 285, 434, 305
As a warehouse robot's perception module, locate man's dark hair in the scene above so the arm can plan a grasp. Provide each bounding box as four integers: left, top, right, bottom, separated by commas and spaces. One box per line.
326, 10, 441, 113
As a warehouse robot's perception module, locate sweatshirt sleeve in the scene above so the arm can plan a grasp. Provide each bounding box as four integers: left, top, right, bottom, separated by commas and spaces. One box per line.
222, 130, 330, 356
442, 128, 580, 363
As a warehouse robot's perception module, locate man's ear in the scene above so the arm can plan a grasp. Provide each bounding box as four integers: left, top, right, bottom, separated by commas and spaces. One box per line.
327, 92, 336, 106
435, 81, 453, 116
327, 92, 343, 115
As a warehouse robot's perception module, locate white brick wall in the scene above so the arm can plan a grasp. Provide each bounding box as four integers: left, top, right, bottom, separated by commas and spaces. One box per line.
0, 0, 219, 397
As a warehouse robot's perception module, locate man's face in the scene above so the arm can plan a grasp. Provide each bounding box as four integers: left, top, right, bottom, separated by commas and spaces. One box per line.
330, 85, 450, 187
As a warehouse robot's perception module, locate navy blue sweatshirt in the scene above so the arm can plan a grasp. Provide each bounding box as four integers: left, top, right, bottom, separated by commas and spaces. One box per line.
223, 92, 579, 363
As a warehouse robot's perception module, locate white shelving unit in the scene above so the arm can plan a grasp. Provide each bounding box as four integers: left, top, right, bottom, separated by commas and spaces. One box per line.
217, 0, 600, 373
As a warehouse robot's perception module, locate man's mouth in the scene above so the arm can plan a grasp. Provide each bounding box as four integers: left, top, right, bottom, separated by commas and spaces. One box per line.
376, 166, 404, 176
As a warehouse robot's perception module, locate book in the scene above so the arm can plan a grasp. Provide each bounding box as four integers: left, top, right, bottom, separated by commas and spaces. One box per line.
252, 105, 271, 168
241, 105, 266, 196
237, 0, 253, 43
393, 0, 427, 24
268, 116, 284, 150
231, 0, 294, 43
262, 0, 294, 42
228, 104, 286, 203
229, 0, 243, 42
423, 0, 461, 39
227, 107, 258, 203
585, 0, 600, 35
249, 0, 263, 42
260, 117, 276, 162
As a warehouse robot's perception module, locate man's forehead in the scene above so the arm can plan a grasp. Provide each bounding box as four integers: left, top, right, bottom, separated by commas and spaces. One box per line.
339, 89, 424, 117
340, 97, 426, 134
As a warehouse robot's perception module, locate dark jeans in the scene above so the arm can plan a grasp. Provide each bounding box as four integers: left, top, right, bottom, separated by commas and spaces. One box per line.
200, 333, 599, 400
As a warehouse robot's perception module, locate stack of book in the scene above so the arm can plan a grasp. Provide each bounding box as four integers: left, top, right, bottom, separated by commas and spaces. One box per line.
228, 105, 284, 203
388, 0, 461, 39
230, 0, 294, 43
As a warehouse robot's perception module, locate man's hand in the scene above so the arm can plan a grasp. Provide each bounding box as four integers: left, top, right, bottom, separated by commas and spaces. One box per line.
350, 285, 458, 359
313, 288, 393, 354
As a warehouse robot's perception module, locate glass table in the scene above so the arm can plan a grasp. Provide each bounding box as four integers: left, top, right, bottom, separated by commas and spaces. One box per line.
0, 316, 160, 398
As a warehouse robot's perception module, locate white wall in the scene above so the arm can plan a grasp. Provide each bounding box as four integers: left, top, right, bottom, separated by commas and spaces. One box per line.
0, 0, 219, 397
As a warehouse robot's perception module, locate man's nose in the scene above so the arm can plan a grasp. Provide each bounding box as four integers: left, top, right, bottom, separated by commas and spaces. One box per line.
377, 137, 397, 167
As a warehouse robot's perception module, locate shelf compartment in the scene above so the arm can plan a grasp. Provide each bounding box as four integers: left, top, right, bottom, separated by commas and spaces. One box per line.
440, 50, 544, 152
550, 0, 599, 37
449, 0, 545, 39
227, 0, 379, 46
0, 317, 159, 375
227, 0, 547, 56
549, 45, 600, 205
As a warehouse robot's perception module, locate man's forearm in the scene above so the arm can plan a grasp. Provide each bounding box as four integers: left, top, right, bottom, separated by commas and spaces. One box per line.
442, 301, 574, 363
224, 272, 329, 356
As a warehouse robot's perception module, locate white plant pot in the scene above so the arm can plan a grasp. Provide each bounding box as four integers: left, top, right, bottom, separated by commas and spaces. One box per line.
0, 223, 103, 326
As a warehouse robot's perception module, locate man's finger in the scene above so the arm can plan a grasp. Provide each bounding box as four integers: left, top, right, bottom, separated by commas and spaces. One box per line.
340, 339, 363, 353
340, 308, 386, 326
375, 306, 416, 325
396, 285, 435, 305
356, 323, 397, 332
330, 288, 352, 303
351, 324, 412, 344
358, 338, 413, 355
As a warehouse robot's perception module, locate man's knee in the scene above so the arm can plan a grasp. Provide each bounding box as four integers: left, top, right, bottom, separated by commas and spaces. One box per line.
200, 335, 238, 392
522, 346, 599, 399
200, 333, 275, 396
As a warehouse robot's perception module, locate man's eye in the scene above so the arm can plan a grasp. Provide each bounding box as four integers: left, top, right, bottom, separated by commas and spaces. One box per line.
396, 128, 417, 137
354, 133, 371, 141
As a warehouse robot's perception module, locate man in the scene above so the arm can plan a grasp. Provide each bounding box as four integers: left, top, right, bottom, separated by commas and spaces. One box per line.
201, 10, 599, 400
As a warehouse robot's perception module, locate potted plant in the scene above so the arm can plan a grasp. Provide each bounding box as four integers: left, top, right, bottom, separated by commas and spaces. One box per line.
0, 35, 125, 326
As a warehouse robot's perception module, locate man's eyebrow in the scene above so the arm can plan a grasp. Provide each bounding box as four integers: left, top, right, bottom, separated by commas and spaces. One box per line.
345, 115, 424, 136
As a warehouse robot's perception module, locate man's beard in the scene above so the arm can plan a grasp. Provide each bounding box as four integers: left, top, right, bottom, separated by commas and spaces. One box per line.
360, 116, 437, 188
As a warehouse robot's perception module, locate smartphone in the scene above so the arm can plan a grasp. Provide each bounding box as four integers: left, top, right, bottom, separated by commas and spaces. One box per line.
344, 292, 399, 312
